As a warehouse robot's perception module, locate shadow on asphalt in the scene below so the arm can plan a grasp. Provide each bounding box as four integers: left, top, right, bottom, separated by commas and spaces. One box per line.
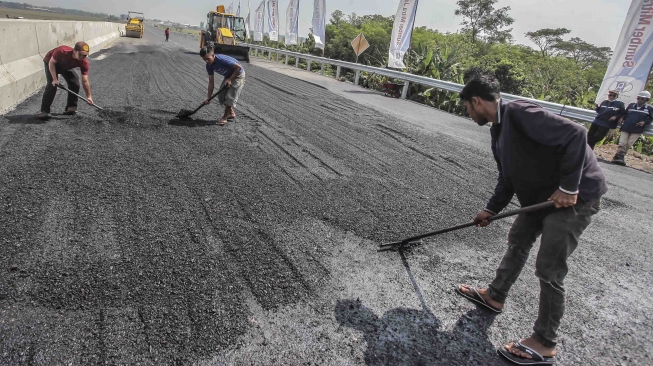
168, 118, 219, 127
182, 51, 199, 55
335, 250, 500, 365
3, 115, 61, 124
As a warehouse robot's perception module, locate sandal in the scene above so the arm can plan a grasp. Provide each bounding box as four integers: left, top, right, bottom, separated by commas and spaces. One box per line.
455, 285, 503, 313
217, 118, 228, 126
497, 341, 555, 365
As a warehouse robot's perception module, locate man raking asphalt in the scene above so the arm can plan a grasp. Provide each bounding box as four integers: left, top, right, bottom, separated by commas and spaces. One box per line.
199, 47, 246, 126
452, 75, 607, 365
38, 41, 97, 120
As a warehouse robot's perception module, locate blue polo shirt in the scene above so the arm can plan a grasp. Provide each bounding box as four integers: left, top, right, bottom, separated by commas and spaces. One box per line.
621, 102, 653, 134
205, 54, 243, 78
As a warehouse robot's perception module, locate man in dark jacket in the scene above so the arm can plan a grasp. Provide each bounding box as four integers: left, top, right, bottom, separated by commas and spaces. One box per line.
611, 90, 653, 165
455, 75, 607, 365
588, 90, 625, 149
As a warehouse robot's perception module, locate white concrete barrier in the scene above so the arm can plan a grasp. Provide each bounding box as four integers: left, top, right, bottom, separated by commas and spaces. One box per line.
0, 19, 123, 113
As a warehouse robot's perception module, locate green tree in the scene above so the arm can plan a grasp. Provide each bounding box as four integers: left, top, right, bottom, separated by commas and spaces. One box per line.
525, 28, 571, 56
454, 0, 514, 43
553, 37, 612, 68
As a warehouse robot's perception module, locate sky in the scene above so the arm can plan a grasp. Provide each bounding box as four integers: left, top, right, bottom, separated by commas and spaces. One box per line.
22, 0, 630, 50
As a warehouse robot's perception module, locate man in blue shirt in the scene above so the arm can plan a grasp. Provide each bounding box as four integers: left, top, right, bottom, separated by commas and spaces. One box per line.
612, 90, 653, 165
200, 47, 246, 125
588, 90, 625, 150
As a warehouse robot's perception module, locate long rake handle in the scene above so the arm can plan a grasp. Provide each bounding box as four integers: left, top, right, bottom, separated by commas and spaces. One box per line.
56, 84, 103, 110
378, 201, 555, 252
187, 84, 230, 116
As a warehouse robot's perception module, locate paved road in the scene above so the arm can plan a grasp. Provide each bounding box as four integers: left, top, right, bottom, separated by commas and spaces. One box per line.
1, 26, 652, 365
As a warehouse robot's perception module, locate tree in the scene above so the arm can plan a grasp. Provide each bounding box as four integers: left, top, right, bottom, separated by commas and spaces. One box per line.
553, 37, 612, 68
525, 28, 571, 56
454, 0, 514, 43
330, 10, 345, 26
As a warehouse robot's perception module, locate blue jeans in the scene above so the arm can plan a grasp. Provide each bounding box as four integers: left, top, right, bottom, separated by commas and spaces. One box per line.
487, 199, 600, 348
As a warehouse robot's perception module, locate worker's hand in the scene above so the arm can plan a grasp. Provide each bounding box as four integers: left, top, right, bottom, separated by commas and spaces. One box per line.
52, 79, 59, 87
203, 99, 210, 105
473, 210, 494, 227
637, 121, 645, 126
609, 116, 617, 121
225, 80, 232, 88
86, 97, 94, 105
548, 189, 577, 208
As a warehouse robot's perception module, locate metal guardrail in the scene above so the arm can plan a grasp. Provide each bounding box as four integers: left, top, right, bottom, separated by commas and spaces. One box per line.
244, 43, 597, 123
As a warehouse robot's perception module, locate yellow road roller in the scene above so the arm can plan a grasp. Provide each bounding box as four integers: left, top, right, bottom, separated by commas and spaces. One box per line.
125, 11, 144, 38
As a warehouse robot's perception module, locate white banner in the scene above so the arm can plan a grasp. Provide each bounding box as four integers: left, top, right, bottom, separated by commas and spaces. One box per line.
286, 0, 300, 45
312, 0, 326, 49
245, 0, 251, 38
597, 0, 653, 105
227, 2, 233, 14
236, 1, 241, 17
267, 0, 279, 41
254, 0, 265, 42
388, 0, 419, 68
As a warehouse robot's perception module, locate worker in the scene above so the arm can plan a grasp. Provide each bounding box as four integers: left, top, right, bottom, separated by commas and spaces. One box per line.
38, 41, 94, 120
165, 27, 170, 42
456, 75, 607, 365
588, 90, 625, 150
611, 90, 653, 166
200, 47, 246, 126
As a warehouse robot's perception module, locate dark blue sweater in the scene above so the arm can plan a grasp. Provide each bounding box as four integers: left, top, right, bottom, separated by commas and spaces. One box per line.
593, 100, 626, 129
620, 102, 653, 134
486, 100, 608, 214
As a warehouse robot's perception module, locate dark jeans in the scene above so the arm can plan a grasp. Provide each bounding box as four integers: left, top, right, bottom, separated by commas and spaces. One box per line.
41, 61, 80, 113
487, 200, 599, 348
587, 123, 610, 150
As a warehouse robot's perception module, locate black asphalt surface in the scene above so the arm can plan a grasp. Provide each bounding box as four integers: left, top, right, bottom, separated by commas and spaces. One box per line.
1, 26, 652, 365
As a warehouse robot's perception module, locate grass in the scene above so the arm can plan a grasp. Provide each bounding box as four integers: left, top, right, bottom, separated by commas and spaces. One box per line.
0, 6, 116, 22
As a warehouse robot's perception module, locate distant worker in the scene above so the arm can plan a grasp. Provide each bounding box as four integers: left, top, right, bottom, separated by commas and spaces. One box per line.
165, 27, 170, 42
200, 47, 246, 126
38, 41, 94, 120
588, 90, 625, 150
612, 90, 653, 165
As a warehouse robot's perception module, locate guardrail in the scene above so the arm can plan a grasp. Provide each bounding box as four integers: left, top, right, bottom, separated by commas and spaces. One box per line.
244, 43, 596, 123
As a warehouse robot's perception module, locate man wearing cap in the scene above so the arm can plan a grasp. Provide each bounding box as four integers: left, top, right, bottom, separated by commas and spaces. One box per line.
588, 90, 625, 150
612, 90, 653, 165
38, 41, 94, 120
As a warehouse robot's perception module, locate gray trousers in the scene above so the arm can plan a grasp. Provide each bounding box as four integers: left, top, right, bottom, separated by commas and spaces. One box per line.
487, 199, 599, 348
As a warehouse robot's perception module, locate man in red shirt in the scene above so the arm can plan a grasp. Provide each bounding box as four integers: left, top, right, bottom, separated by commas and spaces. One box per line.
165, 28, 170, 42
38, 41, 94, 120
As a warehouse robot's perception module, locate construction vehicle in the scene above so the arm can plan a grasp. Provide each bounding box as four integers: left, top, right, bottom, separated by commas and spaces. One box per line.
200, 5, 249, 62
125, 11, 144, 38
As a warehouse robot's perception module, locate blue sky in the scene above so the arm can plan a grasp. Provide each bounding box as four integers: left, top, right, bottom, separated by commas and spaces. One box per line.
24, 0, 628, 49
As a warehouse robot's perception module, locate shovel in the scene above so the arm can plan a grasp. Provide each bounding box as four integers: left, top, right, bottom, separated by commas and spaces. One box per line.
56, 84, 103, 110
176, 84, 229, 119
377, 201, 555, 252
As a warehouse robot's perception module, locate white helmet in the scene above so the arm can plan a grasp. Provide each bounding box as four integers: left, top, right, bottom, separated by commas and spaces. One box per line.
637, 90, 651, 99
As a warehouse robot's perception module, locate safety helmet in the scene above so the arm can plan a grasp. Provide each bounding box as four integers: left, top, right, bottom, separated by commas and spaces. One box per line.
637, 90, 651, 99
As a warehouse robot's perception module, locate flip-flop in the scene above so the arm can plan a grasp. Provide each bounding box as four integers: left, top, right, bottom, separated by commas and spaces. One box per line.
497, 341, 555, 365
217, 118, 228, 126
455, 285, 503, 313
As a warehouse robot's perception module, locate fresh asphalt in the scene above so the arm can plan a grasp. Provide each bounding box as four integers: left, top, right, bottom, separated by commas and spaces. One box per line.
1, 25, 651, 365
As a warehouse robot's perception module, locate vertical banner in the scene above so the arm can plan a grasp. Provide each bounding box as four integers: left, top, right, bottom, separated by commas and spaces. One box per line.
267, 0, 279, 41
236, 1, 241, 17
245, 0, 251, 39
597, 0, 653, 105
227, 2, 233, 14
254, 0, 265, 42
388, 0, 419, 69
286, 0, 300, 45
312, 0, 326, 49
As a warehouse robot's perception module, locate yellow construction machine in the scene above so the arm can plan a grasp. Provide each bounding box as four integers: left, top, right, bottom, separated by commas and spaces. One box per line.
125, 11, 144, 38
200, 5, 249, 62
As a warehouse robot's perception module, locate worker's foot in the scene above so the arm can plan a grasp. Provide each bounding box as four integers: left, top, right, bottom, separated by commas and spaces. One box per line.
218, 117, 229, 126
63, 107, 77, 116
458, 284, 504, 311
37, 112, 51, 120
226, 114, 236, 121
504, 337, 557, 360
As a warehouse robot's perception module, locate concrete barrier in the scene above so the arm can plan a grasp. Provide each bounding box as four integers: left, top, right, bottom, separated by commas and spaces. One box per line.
0, 19, 124, 113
